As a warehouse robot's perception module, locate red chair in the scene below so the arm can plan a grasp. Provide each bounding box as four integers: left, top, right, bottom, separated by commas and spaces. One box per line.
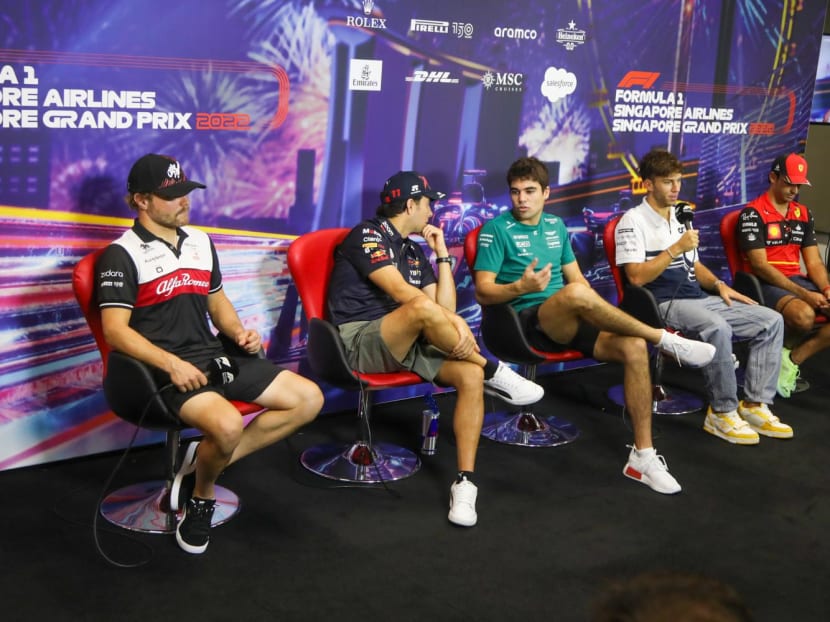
603, 214, 704, 415
287, 228, 423, 482
719, 209, 764, 302
721, 207, 827, 327
72, 249, 259, 533
463, 227, 579, 447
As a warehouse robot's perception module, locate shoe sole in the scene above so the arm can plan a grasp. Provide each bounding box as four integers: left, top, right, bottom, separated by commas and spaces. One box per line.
483, 386, 543, 406
170, 442, 199, 512
703, 422, 759, 445
175, 524, 209, 554
448, 511, 477, 527
748, 426, 793, 439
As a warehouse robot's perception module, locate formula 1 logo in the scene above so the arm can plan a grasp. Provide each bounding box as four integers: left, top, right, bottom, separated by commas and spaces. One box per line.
617, 71, 660, 89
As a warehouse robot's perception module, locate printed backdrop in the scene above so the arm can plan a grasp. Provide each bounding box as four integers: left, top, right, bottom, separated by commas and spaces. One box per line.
0, 0, 825, 469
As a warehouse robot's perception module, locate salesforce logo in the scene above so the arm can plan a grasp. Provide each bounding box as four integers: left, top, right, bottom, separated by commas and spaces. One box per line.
493, 26, 537, 40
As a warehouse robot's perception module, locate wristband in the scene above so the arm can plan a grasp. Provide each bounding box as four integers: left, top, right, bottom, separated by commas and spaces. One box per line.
713, 279, 725, 290
436, 256, 452, 264
666, 247, 677, 259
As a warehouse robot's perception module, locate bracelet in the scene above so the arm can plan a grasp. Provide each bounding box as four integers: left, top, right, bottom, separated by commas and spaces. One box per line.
666, 247, 677, 259
713, 279, 725, 290
436, 256, 452, 264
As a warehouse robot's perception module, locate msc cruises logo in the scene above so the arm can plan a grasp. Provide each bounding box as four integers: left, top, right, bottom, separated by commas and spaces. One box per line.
482, 71, 525, 93
556, 20, 586, 51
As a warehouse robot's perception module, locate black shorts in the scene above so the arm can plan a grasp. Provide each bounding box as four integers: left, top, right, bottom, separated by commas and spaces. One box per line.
759, 275, 819, 309
518, 304, 599, 357
157, 354, 286, 415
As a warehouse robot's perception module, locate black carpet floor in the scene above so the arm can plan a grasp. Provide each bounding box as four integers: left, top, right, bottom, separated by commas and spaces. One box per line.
2, 350, 828, 622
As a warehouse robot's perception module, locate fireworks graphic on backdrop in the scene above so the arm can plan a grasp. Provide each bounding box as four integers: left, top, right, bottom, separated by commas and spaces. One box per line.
149, 69, 277, 225
220, 1, 335, 226
519, 98, 591, 185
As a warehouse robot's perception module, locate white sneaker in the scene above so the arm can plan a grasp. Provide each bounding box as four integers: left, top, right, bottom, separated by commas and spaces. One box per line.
448, 478, 478, 527
623, 445, 682, 494
658, 331, 716, 368
483, 362, 544, 406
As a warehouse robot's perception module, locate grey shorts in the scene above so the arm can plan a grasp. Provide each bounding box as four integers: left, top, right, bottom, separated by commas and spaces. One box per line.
338, 319, 446, 382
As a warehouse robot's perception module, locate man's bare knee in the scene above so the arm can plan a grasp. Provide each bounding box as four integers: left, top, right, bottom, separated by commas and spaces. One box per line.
558, 282, 600, 312
620, 335, 649, 365
402, 295, 444, 327
789, 305, 817, 332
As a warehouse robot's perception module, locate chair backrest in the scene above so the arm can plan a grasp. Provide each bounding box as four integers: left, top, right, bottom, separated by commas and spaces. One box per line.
288, 228, 422, 389
719, 209, 751, 276
287, 228, 350, 322
72, 248, 111, 373
462, 225, 481, 272
462, 226, 583, 365
602, 212, 663, 328
602, 213, 626, 303
72, 247, 185, 428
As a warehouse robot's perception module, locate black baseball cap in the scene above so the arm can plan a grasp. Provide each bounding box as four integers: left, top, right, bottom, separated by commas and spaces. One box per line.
380, 171, 446, 204
127, 153, 206, 199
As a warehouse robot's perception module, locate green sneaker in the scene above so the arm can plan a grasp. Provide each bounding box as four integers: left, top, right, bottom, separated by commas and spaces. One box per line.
777, 348, 800, 399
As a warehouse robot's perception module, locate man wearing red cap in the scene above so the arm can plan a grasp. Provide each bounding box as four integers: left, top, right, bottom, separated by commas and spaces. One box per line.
328, 170, 544, 527
96, 153, 323, 554
738, 153, 830, 398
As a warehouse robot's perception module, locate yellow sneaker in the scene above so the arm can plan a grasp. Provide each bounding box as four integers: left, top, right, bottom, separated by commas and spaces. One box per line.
738, 401, 793, 439
703, 407, 760, 445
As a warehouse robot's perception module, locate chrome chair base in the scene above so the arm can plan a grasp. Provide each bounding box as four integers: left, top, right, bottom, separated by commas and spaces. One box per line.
300, 441, 420, 483
100, 481, 240, 534
607, 383, 703, 416
481, 411, 579, 447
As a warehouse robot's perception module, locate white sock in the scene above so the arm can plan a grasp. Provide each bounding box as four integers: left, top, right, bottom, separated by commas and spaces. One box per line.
633, 446, 656, 458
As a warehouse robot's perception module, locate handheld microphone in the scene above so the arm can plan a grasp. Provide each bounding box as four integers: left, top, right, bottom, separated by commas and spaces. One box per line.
206, 356, 239, 386
675, 202, 694, 231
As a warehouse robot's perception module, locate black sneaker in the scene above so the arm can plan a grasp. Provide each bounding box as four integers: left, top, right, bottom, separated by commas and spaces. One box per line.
170, 441, 199, 512
176, 497, 215, 554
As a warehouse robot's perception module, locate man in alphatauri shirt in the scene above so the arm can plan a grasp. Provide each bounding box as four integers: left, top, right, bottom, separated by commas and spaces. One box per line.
738, 153, 830, 398
96, 154, 322, 554
328, 171, 544, 528
615, 150, 789, 449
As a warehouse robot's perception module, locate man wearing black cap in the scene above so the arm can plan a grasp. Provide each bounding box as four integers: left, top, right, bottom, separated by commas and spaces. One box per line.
738, 153, 830, 398
95, 153, 323, 554
328, 170, 544, 527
